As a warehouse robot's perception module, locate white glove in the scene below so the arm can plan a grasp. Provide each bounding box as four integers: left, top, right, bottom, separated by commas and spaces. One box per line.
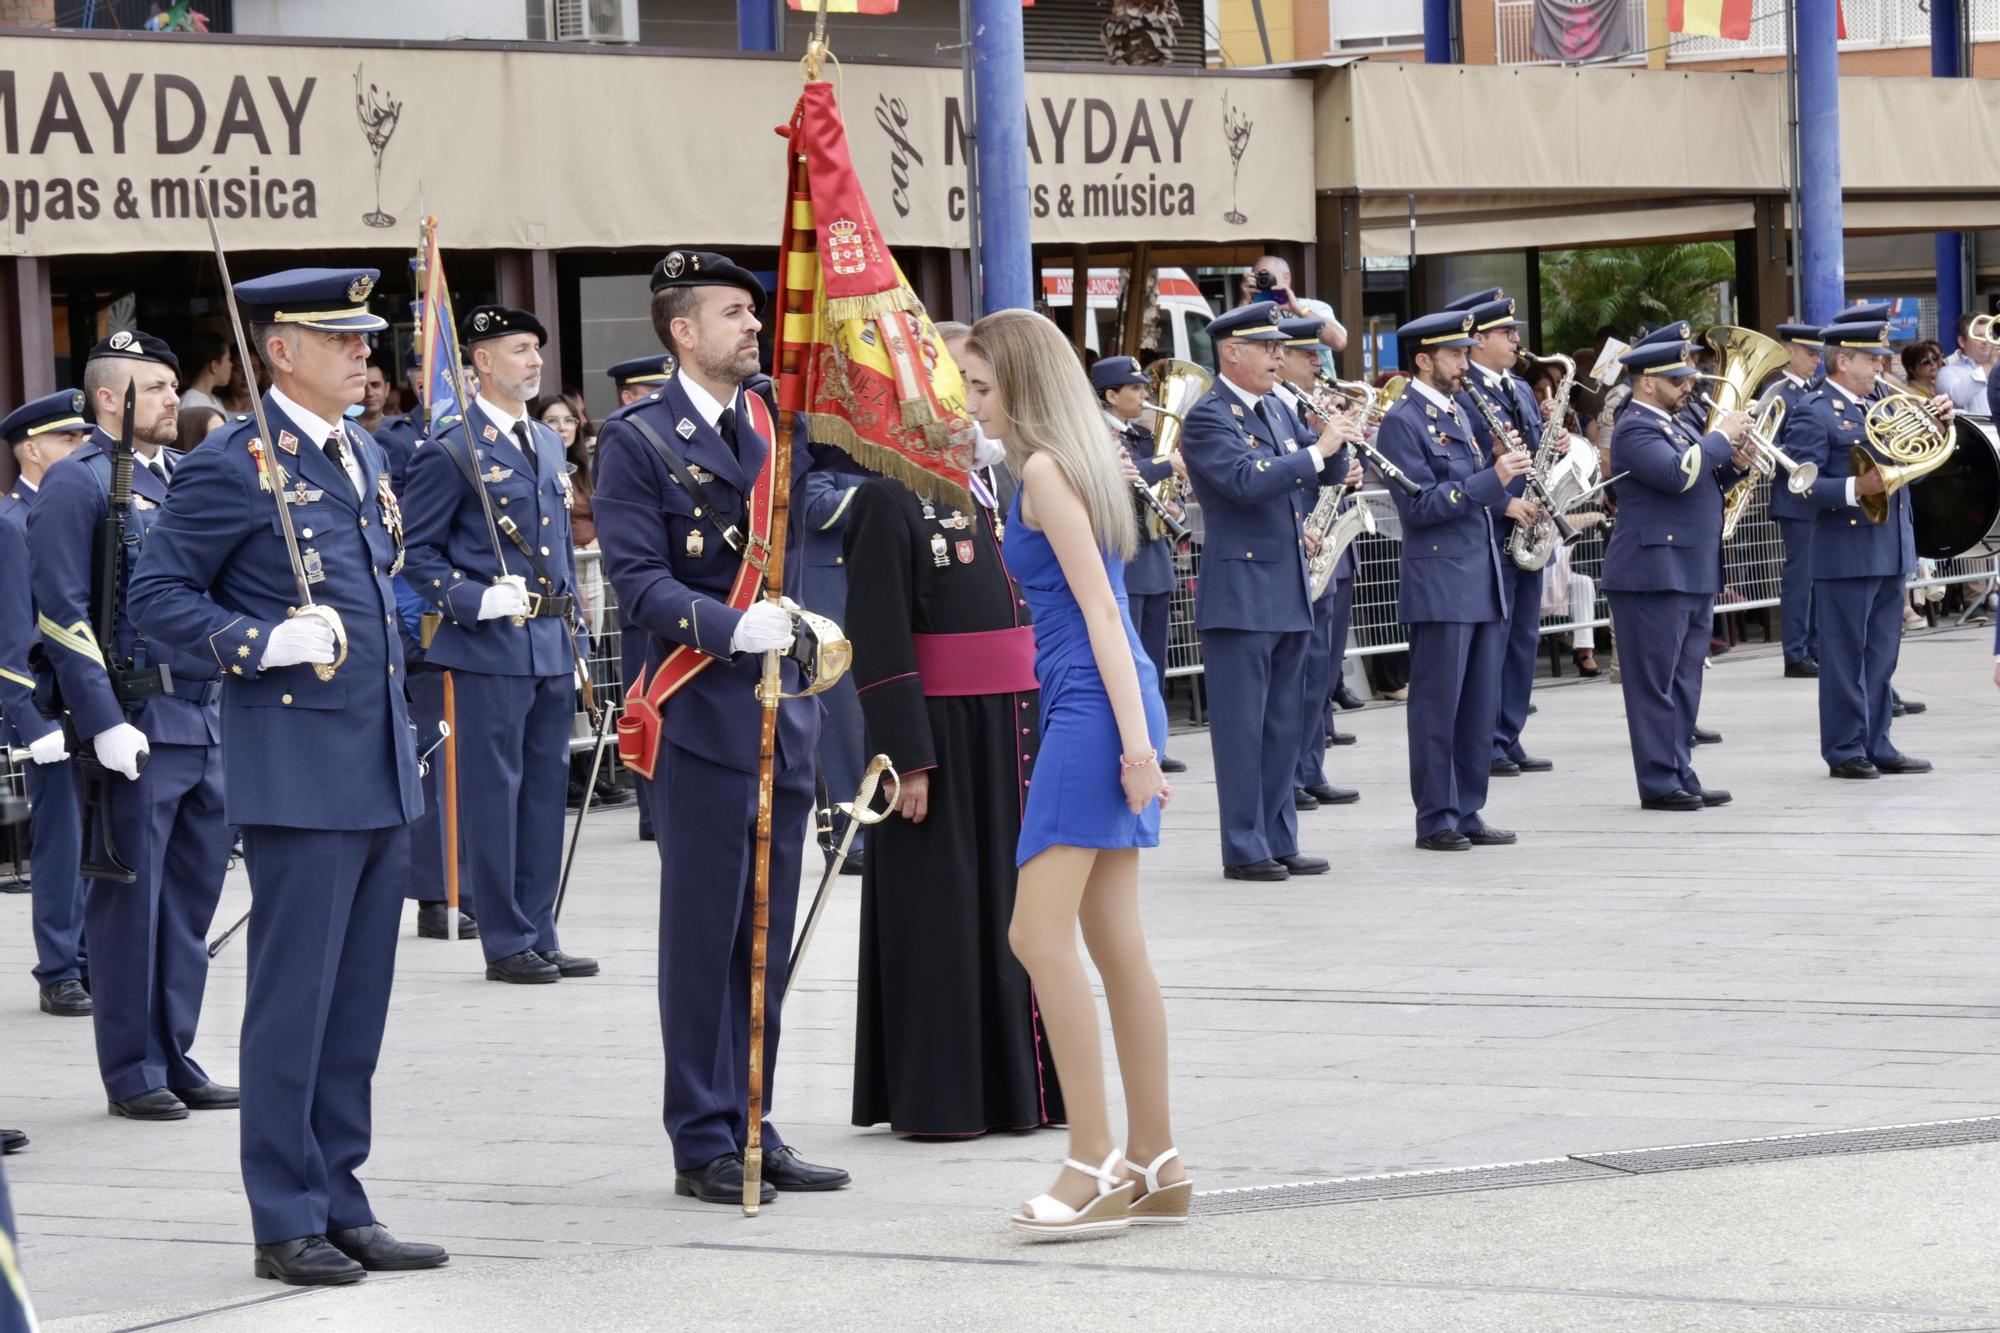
260, 618, 338, 670
729, 600, 796, 655
27, 730, 68, 765
970, 422, 1007, 468
92, 723, 149, 782
478, 581, 532, 621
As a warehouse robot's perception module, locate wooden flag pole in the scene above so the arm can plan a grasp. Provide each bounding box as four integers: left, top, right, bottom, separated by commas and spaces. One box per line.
442, 670, 461, 941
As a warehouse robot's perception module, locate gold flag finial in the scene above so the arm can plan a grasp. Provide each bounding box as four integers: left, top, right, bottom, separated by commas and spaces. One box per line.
803, 0, 833, 82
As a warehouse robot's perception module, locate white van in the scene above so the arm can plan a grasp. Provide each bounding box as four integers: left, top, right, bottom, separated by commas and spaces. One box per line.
1040, 266, 1217, 371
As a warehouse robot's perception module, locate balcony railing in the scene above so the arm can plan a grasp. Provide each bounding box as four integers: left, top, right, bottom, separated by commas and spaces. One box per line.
1498, 0, 2000, 67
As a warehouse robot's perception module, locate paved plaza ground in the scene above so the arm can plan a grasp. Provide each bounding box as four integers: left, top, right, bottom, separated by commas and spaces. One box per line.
5, 624, 1998, 1331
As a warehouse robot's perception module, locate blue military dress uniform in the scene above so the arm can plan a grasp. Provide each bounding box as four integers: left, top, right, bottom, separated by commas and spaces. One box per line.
372, 412, 422, 497
1372, 312, 1512, 843
399, 304, 585, 972
28, 348, 230, 1107
1179, 304, 1323, 872
1768, 322, 1827, 670
1600, 340, 1744, 803
800, 448, 870, 854
127, 268, 425, 1246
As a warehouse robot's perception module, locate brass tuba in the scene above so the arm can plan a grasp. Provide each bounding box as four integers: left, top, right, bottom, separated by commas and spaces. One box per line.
1697, 326, 1797, 539
1855, 370, 1953, 525
1133, 358, 1211, 541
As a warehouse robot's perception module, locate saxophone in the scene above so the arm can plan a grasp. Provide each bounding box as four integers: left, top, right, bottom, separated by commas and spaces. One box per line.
1299, 374, 1407, 599
1465, 358, 1576, 572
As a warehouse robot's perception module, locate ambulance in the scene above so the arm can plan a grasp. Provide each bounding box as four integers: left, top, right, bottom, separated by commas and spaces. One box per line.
1039, 266, 1219, 371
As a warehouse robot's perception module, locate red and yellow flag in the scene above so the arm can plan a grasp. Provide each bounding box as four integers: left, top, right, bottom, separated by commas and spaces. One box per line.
773, 79, 974, 514
1670, 0, 1841, 40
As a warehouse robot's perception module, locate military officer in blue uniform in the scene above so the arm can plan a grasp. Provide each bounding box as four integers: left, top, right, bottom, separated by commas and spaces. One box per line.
610, 353, 676, 407
1373, 310, 1532, 850
607, 354, 680, 844
1449, 291, 1555, 778
799, 449, 872, 870
1269, 320, 1362, 806
1601, 337, 1754, 809
1092, 354, 1187, 773
400, 305, 595, 985
129, 267, 445, 1285
0, 391, 92, 1016
1768, 321, 1826, 679
594, 249, 849, 1204
1180, 302, 1351, 880
29, 332, 235, 1120
1780, 315, 1943, 779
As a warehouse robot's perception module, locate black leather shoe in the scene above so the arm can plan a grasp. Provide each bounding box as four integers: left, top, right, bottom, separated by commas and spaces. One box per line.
108, 1089, 188, 1121
1292, 788, 1319, 810
1691, 727, 1723, 746
1784, 658, 1819, 678
1, 1129, 25, 1154
39, 978, 92, 1016
1640, 790, 1704, 811
763, 1145, 851, 1192
1301, 784, 1359, 805
1695, 788, 1732, 807
638, 825, 657, 842
1874, 755, 1932, 775
838, 852, 865, 877
1276, 853, 1330, 875
171, 1082, 239, 1110
1489, 758, 1521, 777
326, 1223, 449, 1271
485, 949, 560, 984
1464, 825, 1517, 846
675, 1152, 776, 1205
1333, 684, 1366, 711
1415, 831, 1471, 851
1223, 859, 1289, 882
417, 902, 480, 940
1160, 755, 1188, 773
1328, 730, 1357, 746
253, 1236, 365, 1286
1514, 755, 1553, 773
541, 949, 600, 977
592, 778, 632, 807
1892, 699, 1927, 716
1828, 758, 1880, 780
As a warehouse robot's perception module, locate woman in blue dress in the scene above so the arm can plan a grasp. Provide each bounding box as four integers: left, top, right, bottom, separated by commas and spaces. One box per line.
961, 309, 1187, 1240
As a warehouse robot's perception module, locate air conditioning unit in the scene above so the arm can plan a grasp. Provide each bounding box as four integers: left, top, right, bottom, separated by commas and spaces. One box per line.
555, 0, 637, 43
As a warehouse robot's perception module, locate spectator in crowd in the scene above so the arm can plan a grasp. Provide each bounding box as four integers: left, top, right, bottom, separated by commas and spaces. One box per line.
357, 360, 392, 435
177, 331, 232, 414
534, 389, 620, 811
175, 404, 225, 453
1900, 340, 1944, 396
219, 352, 255, 414
537, 391, 596, 548
1237, 255, 1346, 352
1936, 312, 1994, 415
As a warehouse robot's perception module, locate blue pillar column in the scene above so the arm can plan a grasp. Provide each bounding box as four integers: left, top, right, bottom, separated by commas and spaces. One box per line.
737, 0, 777, 52
972, 0, 1032, 312
1796, 1, 1843, 324
1424, 0, 1455, 63
1932, 0, 1964, 341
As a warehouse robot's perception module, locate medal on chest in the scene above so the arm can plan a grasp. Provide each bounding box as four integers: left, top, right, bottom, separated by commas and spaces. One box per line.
686, 528, 705, 558
955, 539, 975, 565
301, 547, 326, 585
931, 532, 950, 568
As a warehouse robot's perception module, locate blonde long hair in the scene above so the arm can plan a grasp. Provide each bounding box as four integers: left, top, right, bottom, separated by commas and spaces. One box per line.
967, 309, 1138, 561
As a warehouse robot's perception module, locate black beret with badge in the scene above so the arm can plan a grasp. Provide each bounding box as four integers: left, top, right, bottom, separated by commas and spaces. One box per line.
461, 304, 548, 348
649, 249, 768, 307
86, 328, 181, 377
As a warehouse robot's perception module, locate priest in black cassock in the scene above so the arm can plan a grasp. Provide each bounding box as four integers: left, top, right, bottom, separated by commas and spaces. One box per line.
844, 466, 1063, 1137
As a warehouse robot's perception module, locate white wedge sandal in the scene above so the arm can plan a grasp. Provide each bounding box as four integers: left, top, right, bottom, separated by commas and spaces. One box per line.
1008, 1151, 1135, 1240
1123, 1147, 1192, 1226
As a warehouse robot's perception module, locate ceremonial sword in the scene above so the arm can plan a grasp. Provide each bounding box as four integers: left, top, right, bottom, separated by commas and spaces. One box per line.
786, 753, 898, 982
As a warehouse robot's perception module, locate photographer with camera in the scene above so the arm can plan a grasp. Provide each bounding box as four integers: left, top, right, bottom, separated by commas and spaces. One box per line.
1237, 256, 1346, 354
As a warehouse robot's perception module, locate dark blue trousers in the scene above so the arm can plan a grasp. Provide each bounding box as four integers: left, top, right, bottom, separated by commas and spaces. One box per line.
816, 671, 866, 854
1777, 517, 1819, 664
1491, 563, 1546, 764
1202, 627, 1306, 867
449, 670, 573, 963
25, 758, 86, 986
1814, 575, 1905, 768
1607, 591, 1711, 799
239, 824, 406, 1243
1130, 591, 1173, 762
403, 669, 447, 903
0, 1157, 28, 1333
619, 616, 653, 839
1294, 581, 1352, 788
1405, 619, 1506, 838
650, 744, 812, 1171
88, 741, 227, 1102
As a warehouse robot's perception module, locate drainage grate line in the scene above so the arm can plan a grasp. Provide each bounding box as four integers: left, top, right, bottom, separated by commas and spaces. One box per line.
1568, 1113, 2000, 1175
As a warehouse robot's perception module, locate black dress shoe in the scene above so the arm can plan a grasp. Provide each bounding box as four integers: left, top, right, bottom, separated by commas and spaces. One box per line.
1292, 788, 1319, 810
1640, 790, 1704, 811
1, 1129, 25, 1154
1890, 700, 1907, 717
1691, 727, 1723, 746
253, 1235, 365, 1286
1328, 730, 1357, 746
592, 778, 632, 807
416, 902, 480, 940
1276, 853, 1330, 875
1828, 758, 1880, 780
1301, 783, 1359, 805
326, 1223, 449, 1271
1333, 684, 1366, 711
1784, 658, 1819, 678
675, 1152, 776, 1205
638, 825, 657, 842
1695, 788, 1732, 807
39, 978, 92, 1016
838, 851, 865, 877
171, 1082, 239, 1110
1223, 859, 1289, 881
764, 1145, 851, 1191
1900, 699, 1927, 715
1160, 755, 1188, 773
1514, 755, 1553, 773
1490, 758, 1521, 777
1527, 703, 1539, 715
541, 949, 600, 977
485, 949, 560, 984
1415, 831, 1471, 851
1873, 755, 1932, 775
1464, 825, 1517, 846
108, 1088, 188, 1120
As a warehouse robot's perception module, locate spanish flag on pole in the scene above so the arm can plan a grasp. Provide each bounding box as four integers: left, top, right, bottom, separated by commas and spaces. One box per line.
1669, 0, 1841, 40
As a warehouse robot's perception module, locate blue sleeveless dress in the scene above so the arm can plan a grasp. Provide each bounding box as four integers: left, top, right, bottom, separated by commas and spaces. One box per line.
1003, 494, 1168, 866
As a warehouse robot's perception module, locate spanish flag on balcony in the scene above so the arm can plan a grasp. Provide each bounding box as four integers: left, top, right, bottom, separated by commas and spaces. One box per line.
1670, 0, 1841, 40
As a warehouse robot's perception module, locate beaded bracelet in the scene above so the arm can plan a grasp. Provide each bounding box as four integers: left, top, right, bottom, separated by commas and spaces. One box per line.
1119, 748, 1156, 771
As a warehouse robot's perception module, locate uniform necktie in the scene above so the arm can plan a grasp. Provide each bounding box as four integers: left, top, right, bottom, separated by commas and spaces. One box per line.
145, 457, 169, 488
716, 406, 741, 461
512, 420, 539, 473
324, 431, 357, 498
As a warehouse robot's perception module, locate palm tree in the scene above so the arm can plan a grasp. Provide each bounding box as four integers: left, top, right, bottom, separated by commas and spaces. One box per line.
1539, 242, 1737, 357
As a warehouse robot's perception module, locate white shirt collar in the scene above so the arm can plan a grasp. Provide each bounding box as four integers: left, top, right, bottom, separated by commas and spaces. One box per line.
268, 386, 339, 450
1217, 372, 1266, 412
1784, 371, 1806, 388
475, 395, 528, 439
1825, 378, 1866, 408
1409, 377, 1457, 414
1471, 359, 1507, 389
677, 374, 735, 430
1632, 398, 1673, 422
17, 477, 36, 494
1103, 408, 1135, 436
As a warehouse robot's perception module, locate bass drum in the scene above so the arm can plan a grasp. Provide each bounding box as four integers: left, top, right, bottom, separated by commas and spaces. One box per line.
1909, 415, 2000, 561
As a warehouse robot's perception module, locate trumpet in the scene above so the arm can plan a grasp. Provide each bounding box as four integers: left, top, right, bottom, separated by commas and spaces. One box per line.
1303, 373, 1422, 499
1969, 313, 2000, 347
1699, 388, 1818, 494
